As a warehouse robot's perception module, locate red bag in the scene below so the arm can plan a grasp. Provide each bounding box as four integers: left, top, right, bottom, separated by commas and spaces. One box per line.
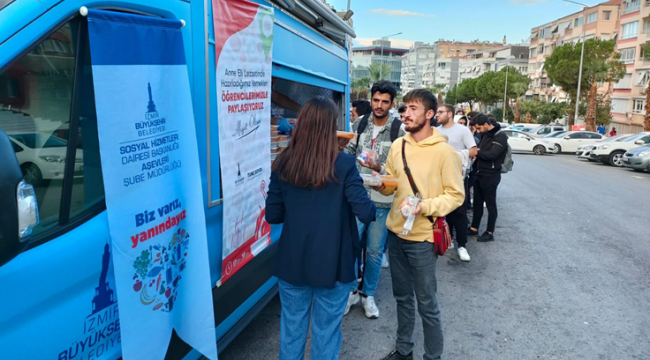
401, 140, 452, 256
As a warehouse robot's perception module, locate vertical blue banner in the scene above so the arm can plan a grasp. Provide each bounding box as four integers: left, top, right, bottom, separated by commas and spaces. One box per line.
87, 10, 218, 360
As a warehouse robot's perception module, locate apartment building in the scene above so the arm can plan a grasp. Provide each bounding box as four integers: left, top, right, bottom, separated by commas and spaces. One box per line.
527, 1, 621, 102
458, 45, 530, 84
422, 57, 460, 90
400, 42, 435, 93
351, 39, 408, 91
610, 0, 650, 133
433, 39, 506, 59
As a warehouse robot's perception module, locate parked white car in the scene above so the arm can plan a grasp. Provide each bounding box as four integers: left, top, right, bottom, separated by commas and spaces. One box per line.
590, 132, 650, 167
576, 134, 633, 161
528, 124, 567, 138
542, 131, 604, 153
501, 129, 555, 155
9, 133, 83, 185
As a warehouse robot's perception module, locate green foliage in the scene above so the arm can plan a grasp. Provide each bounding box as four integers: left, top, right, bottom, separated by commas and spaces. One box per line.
578, 96, 612, 125
445, 85, 460, 105
133, 250, 151, 279
425, 84, 447, 96
352, 77, 370, 91
537, 102, 569, 124
642, 43, 650, 62
368, 62, 392, 82
455, 67, 530, 108
490, 106, 515, 123
544, 39, 625, 103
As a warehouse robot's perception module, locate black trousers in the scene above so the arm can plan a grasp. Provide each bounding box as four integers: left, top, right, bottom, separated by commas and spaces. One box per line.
446, 201, 468, 248
471, 173, 501, 233
464, 171, 474, 210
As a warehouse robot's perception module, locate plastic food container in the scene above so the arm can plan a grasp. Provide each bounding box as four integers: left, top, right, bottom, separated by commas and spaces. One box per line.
380, 175, 399, 187
337, 131, 355, 140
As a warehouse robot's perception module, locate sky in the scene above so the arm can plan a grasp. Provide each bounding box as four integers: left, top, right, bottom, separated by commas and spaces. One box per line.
326, 0, 593, 48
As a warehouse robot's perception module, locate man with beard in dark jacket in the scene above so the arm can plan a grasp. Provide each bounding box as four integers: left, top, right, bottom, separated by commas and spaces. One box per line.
468, 113, 508, 242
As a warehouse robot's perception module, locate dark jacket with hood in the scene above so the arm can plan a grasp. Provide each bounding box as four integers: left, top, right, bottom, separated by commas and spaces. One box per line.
475, 123, 508, 174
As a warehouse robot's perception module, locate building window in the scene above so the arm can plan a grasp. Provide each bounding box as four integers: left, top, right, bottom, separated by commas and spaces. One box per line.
620, 47, 636, 64
575, 16, 583, 27
603, 11, 612, 20
635, 71, 650, 86
530, 48, 537, 57
622, 21, 639, 39
530, 63, 536, 71
539, 44, 545, 54
611, 98, 629, 113
586, 12, 598, 24
633, 99, 646, 114
625, 0, 641, 14
644, 19, 650, 34
614, 73, 633, 89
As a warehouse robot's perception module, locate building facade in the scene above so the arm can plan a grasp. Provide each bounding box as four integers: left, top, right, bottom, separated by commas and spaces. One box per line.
527, 1, 621, 102
458, 45, 530, 84
610, 0, 650, 133
351, 39, 407, 91
400, 42, 435, 93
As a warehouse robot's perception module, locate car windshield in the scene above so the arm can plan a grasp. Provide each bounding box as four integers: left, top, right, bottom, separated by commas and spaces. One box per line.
9, 133, 68, 148
545, 131, 567, 138
623, 133, 647, 142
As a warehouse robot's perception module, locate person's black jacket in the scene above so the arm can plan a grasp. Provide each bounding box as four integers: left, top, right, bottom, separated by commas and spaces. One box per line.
475, 123, 508, 174
266, 152, 376, 288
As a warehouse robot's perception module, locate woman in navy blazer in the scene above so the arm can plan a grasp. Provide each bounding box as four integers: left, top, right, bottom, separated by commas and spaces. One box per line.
266, 97, 376, 360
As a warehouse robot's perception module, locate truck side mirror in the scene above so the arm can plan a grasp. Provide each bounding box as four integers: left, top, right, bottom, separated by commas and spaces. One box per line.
0, 129, 39, 267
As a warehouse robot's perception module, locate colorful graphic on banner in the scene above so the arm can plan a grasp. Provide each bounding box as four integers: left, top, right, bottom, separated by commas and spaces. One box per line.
87, 10, 218, 360
213, 0, 274, 283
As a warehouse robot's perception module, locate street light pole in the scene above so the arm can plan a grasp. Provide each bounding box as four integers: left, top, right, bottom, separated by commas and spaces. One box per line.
503, 64, 509, 123
562, 0, 590, 128
379, 32, 402, 80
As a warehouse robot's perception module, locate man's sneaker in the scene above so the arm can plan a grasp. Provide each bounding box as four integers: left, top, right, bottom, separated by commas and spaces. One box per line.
361, 295, 379, 319
458, 247, 471, 262
381, 349, 413, 360
468, 227, 479, 236
477, 232, 495, 242
344, 291, 360, 315
382, 253, 389, 268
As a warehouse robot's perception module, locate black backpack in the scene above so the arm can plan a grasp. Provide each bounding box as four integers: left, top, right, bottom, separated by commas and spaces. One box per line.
354, 114, 402, 150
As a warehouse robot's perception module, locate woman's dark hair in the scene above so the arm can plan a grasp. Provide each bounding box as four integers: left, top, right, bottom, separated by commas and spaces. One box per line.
467, 111, 479, 120
352, 100, 372, 117
273, 97, 339, 188
370, 80, 397, 102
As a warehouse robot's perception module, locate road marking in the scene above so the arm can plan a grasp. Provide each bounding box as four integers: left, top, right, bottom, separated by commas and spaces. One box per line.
632, 176, 645, 179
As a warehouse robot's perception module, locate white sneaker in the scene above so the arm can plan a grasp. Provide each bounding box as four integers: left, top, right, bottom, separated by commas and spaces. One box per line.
458, 247, 471, 262
344, 292, 360, 315
381, 254, 389, 268
361, 296, 379, 319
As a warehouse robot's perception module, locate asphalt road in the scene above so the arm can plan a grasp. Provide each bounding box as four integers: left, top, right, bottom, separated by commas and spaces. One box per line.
219, 153, 650, 360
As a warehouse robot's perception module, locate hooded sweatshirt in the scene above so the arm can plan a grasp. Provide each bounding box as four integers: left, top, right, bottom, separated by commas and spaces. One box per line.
380, 127, 465, 242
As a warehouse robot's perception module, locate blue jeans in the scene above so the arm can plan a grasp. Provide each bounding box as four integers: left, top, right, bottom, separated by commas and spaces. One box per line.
278, 279, 353, 360
351, 208, 389, 296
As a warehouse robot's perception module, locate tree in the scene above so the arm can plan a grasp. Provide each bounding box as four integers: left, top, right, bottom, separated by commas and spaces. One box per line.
456, 78, 479, 108
646, 77, 650, 131
578, 95, 612, 125
425, 84, 446, 96
490, 106, 515, 123
445, 84, 460, 105
538, 102, 569, 124
544, 38, 626, 128
519, 100, 543, 123
368, 62, 392, 83
352, 77, 370, 92
512, 82, 529, 123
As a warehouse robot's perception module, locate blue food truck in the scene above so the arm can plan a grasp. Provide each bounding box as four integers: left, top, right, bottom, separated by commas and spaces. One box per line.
0, 0, 354, 358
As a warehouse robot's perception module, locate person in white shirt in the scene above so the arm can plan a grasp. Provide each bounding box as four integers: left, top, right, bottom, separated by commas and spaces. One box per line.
436, 104, 477, 262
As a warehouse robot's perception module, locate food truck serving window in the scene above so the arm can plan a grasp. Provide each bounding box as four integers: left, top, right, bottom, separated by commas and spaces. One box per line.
270, 77, 345, 128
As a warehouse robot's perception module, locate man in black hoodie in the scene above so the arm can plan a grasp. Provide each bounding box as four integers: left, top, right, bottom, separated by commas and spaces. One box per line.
468, 114, 508, 242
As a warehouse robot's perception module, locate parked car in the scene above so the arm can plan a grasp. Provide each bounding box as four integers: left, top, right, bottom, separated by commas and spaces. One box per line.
542, 131, 604, 153
501, 129, 554, 155
590, 132, 650, 167
576, 134, 633, 161
508, 123, 542, 132
622, 145, 650, 172
8, 133, 83, 185
528, 124, 567, 138
543, 130, 569, 139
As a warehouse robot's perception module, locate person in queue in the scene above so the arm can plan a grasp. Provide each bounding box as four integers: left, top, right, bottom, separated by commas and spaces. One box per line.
436, 104, 477, 262
266, 97, 376, 360
345, 80, 406, 319
458, 116, 468, 126
351, 100, 372, 122
398, 104, 407, 123
373, 89, 465, 360
468, 113, 508, 242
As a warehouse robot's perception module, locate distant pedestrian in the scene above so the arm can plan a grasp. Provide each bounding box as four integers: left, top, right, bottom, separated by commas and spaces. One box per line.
436, 104, 477, 262
468, 114, 508, 243
456, 109, 465, 115
372, 89, 465, 360
398, 104, 407, 123
351, 100, 372, 123
266, 97, 376, 360
610, 127, 617, 137
597, 123, 606, 135
458, 115, 468, 126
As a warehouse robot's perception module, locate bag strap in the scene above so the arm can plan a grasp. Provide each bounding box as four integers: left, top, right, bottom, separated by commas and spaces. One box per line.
390, 119, 401, 142
401, 139, 435, 225
354, 114, 371, 152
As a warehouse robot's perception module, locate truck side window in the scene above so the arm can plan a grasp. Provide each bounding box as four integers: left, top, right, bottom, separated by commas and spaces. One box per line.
0, 18, 105, 243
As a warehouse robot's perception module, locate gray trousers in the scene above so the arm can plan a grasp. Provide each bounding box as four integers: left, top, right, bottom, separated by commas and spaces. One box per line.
388, 231, 443, 360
